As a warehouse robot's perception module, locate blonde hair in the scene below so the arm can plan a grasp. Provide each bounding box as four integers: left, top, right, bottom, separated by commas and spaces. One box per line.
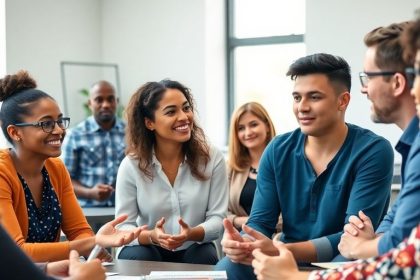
228, 102, 276, 172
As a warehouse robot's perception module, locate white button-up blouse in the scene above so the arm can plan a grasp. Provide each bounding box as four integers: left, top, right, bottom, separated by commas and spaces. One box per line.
115, 145, 228, 251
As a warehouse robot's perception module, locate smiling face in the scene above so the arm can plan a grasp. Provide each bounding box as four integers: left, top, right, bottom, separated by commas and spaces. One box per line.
292, 74, 348, 137
411, 50, 420, 119
237, 112, 269, 152
145, 88, 194, 146
13, 98, 66, 159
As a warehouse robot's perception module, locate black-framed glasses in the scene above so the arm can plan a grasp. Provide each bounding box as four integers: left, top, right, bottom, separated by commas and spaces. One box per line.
14, 117, 70, 133
359, 71, 397, 88
405, 67, 420, 89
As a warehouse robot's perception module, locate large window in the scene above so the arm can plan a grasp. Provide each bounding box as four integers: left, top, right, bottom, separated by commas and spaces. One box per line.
227, 0, 306, 134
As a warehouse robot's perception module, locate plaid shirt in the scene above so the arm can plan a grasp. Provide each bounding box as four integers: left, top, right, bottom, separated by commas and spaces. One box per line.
61, 116, 126, 207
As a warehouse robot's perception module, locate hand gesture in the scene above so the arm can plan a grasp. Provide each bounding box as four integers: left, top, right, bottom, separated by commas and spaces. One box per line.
344, 210, 376, 239
165, 218, 191, 250
221, 218, 251, 264
339, 210, 377, 259
89, 183, 114, 202
96, 214, 145, 248
46, 260, 70, 277
149, 217, 171, 249
65, 250, 105, 280
252, 239, 306, 280
242, 224, 278, 256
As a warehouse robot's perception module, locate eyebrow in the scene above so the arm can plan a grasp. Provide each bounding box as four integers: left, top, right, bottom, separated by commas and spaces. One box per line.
162, 101, 189, 111
38, 113, 64, 121
292, 91, 323, 95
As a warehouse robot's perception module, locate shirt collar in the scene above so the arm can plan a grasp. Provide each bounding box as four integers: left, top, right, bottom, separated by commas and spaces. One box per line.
396, 116, 419, 152
85, 115, 125, 133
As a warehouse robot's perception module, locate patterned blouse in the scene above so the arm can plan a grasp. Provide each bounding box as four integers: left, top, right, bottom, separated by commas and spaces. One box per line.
18, 168, 62, 242
309, 224, 420, 280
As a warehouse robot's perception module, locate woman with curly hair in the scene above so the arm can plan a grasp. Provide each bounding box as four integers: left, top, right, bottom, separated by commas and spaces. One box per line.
115, 80, 228, 264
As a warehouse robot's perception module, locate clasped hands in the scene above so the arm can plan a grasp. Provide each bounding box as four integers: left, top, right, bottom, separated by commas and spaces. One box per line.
221, 218, 304, 280
148, 217, 193, 250
338, 210, 378, 259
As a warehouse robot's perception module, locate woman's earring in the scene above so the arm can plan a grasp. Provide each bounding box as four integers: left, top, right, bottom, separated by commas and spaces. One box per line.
16, 137, 21, 142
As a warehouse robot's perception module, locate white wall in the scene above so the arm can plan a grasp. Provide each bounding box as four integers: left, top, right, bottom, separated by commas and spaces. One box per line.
0, 0, 7, 148
101, 0, 226, 147
306, 0, 419, 161
5, 0, 103, 125
3, 0, 226, 148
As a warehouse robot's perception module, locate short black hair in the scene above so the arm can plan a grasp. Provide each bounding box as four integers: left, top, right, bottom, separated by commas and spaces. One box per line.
286, 53, 352, 93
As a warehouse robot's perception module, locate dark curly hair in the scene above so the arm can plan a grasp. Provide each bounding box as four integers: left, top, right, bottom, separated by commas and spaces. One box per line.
125, 79, 210, 180
0, 70, 53, 144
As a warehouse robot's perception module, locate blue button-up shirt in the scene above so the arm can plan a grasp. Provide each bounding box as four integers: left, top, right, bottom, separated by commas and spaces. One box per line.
377, 117, 420, 254
247, 124, 394, 261
61, 116, 126, 207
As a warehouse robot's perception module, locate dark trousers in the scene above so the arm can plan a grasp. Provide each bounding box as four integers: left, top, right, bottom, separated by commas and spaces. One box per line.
118, 242, 218, 265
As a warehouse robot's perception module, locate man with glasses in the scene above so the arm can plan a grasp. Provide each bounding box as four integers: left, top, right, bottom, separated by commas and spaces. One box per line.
61, 81, 125, 208
338, 21, 419, 259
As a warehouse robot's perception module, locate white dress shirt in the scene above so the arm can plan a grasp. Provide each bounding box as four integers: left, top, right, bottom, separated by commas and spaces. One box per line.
115, 145, 228, 251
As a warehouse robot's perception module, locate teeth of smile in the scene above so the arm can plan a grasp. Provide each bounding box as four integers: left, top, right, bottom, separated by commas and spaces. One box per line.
175, 124, 188, 130
48, 140, 60, 145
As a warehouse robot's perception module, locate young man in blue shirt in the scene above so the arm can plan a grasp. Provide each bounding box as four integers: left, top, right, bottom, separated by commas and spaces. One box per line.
338, 22, 419, 259
216, 53, 394, 280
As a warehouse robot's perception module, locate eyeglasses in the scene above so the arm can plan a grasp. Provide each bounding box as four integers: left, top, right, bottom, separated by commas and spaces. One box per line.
405, 67, 420, 89
14, 117, 70, 133
359, 71, 397, 88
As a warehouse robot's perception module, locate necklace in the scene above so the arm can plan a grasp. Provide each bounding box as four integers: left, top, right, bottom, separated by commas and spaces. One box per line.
250, 166, 258, 175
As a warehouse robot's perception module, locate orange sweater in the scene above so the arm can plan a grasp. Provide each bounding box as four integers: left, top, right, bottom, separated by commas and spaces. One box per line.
0, 149, 93, 262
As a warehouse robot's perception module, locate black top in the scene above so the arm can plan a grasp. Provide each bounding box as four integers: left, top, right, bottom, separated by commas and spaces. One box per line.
239, 177, 257, 215
0, 224, 55, 280
18, 167, 62, 242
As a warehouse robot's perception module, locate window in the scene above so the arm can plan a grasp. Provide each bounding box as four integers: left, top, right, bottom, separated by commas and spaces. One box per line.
227, 0, 306, 134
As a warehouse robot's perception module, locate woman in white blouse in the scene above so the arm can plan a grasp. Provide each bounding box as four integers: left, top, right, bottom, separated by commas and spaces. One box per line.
115, 80, 228, 264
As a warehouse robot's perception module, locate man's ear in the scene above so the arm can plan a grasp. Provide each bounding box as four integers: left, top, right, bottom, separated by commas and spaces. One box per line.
144, 118, 155, 131
338, 92, 351, 111
393, 72, 407, 97
6, 125, 22, 142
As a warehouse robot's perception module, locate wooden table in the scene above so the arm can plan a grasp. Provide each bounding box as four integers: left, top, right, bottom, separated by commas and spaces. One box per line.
107, 259, 214, 276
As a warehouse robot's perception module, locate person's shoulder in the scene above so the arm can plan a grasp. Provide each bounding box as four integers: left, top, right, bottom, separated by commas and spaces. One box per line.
347, 123, 392, 147
0, 149, 14, 174
267, 128, 302, 150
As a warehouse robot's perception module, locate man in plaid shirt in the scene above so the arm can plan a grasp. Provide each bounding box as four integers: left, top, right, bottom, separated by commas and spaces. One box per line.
62, 81, 126, 207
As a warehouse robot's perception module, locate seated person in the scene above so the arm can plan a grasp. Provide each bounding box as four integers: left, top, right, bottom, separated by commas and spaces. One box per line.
216, 53, 394, 280
252, 224, 420, 280
0, 71, 142, 262
338, 21, 420, 259
251, 17, 420, 280
227, 102, 280, 231
115, 80, 228, 264
61, 81, 125, 207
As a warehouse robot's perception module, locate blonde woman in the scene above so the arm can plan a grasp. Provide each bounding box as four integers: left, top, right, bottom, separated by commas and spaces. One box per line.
227, 102, 277, 230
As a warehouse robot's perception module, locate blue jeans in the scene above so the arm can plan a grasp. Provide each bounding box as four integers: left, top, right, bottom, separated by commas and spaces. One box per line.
215, 256, 255, 280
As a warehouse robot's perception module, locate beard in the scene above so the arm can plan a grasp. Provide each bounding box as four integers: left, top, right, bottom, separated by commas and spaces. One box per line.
96, 112, 115, 124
